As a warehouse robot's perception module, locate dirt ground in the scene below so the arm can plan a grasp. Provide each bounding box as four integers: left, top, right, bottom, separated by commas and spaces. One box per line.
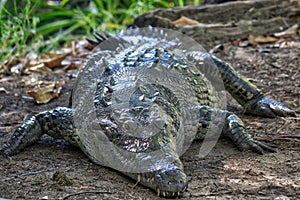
0, 36, 299, 199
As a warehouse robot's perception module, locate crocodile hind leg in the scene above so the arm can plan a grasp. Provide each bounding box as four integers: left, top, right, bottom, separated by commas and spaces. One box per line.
186, 51, 296, 117
1, 107, 78, 157
196, 105, 276, 154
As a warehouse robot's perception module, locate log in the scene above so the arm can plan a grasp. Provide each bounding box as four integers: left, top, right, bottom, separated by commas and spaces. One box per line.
134, 0, 300, 49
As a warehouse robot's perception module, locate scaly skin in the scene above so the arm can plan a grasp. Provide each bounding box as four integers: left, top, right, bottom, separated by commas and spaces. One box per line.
1, 28, 295, 198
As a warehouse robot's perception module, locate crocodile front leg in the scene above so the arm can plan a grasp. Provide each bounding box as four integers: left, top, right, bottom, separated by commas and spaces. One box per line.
223, 111, 277, 154
196, 105, 276, 154
243, 96, 296, 117
210, 55, 296, 117
1, 107, 77, 157
186, 51, 296, 117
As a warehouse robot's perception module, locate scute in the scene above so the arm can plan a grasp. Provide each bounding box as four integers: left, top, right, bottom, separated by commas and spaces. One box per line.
72, 27, 226, 174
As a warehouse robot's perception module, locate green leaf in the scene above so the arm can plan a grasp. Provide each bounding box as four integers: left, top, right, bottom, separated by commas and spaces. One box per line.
37, 19, 78, 35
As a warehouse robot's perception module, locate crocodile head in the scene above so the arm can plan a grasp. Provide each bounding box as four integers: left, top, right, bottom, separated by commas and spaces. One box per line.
125, 159, 187, 197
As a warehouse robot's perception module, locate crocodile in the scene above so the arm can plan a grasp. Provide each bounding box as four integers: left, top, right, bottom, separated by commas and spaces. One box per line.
1, 27, 295, 198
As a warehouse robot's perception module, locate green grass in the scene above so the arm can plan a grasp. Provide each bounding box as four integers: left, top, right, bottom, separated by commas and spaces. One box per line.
0, 0, 202, 66
0, 1, 40, 64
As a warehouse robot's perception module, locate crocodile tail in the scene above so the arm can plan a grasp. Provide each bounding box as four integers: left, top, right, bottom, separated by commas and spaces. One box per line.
88, 32, 130, 52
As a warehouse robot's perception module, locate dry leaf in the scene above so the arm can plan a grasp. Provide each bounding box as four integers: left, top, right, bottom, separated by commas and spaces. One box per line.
61, 59, 82, 70
10, 63, 24, 74
24, 63, 53, 75
172, 16, 201, 26
274, 24, 299, 38
23, 74, 40, 86
5, 55, 21, 68
76, 40, 90, 50
2, 39, 89, 72
248, 34, 278, 45
40, 52, 69, 68
0, 87, 9, 94
28, 82, 63, 104
232, 38, 251, 47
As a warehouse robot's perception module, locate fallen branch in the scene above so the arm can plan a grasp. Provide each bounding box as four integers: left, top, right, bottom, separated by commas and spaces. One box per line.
256, 135, 300, 142
134, 0, 300, 49
275, 135, 300, 140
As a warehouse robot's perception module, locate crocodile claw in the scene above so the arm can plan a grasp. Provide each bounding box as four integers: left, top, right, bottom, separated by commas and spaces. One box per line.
240, 138, 278, 155
245, 96, 296, 118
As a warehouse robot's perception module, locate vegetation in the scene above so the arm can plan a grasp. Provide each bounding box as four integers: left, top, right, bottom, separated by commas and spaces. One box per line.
0, 0, 202, 64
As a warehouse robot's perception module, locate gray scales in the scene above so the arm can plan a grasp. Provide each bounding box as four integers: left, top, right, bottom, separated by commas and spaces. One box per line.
0, 28, 296, 198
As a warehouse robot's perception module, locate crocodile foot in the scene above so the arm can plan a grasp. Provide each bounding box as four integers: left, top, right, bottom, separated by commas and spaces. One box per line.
238, 137, 278, 155
245, 96, 296, 118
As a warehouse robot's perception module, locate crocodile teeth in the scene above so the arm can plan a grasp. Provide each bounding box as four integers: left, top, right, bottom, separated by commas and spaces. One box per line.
137, 174, 141, 182
103, 86, 109, 94
139, 95, 146, 101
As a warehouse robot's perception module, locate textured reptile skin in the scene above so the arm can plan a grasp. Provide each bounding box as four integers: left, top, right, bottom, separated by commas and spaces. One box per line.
1, 28, 295, 197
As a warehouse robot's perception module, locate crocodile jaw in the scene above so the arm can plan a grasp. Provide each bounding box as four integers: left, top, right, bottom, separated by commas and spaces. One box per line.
124, 160, 187, 197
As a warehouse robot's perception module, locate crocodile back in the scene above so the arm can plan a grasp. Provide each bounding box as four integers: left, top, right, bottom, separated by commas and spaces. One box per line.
72, 27, 224, 174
